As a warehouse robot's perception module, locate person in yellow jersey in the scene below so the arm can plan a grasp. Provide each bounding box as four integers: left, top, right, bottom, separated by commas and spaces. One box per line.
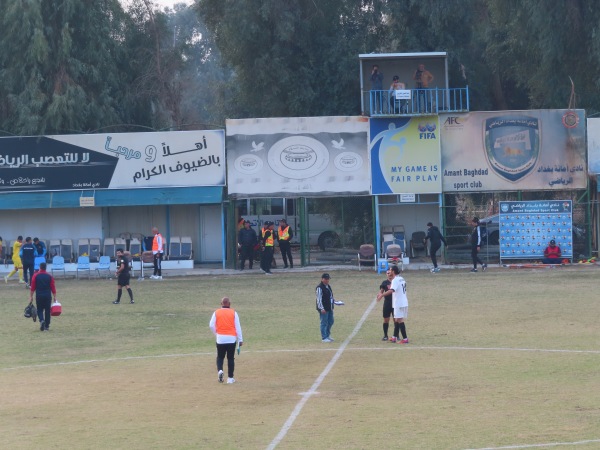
5, 235, 24, 284
209, 297, 244, 384
277, 218, 294, 269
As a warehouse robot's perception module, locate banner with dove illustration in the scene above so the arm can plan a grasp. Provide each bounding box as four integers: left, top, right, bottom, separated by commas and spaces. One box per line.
226, 116, 370, 197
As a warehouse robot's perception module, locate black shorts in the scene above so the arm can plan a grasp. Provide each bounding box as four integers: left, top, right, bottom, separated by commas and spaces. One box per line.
382, 297, 394, 318
118, 272, 131, 286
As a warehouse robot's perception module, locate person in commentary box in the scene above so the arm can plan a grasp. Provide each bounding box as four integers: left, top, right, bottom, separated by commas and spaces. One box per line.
542, 239, 562, 264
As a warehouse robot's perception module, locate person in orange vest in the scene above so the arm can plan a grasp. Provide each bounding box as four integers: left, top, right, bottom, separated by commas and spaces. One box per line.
209, 297, 244, 384
277, 218, 294, 269
151, 226, 164, 280
260, 221, 275, 274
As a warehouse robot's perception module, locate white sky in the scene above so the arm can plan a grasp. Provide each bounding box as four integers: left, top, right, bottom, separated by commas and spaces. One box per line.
153, 0, 193, 7
121, 0, 193, 9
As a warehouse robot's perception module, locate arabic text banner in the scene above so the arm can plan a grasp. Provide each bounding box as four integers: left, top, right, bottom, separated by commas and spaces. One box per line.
440, 110, 586, 192
226, 116, 370, 197
0, 131, 225, 193
370, 117, 441, 194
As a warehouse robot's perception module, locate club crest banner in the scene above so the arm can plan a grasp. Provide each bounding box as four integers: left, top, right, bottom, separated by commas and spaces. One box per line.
441, 110, 586, 191
484, 116, 539, 182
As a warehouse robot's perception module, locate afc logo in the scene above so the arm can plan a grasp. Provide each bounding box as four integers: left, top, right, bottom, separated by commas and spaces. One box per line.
443, 116, 463, 126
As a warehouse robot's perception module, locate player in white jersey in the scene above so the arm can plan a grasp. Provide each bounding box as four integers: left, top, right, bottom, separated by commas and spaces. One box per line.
389, 265, 409, 344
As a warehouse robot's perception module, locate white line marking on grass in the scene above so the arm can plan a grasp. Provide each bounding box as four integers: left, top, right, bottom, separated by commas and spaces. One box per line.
4, 345, 600, 372
1, 352, 214, 371
266, 297, 378, 450
340, 346, 600, 355
464, 438, 600, 449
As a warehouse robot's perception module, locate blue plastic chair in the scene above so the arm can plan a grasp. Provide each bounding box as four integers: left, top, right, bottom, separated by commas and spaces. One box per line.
96, 255, 112, 278
34, 256, 46, 271
76, 256, 91, 279
51, 256, 66, 278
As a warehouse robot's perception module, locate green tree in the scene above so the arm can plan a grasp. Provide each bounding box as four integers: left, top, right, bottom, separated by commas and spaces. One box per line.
0, 0, 129, 135
197, 0, 381, 118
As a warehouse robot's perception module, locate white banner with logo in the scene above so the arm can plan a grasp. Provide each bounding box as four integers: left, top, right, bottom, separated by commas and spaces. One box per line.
226, 116, 370, 197
440, 110, 586, 192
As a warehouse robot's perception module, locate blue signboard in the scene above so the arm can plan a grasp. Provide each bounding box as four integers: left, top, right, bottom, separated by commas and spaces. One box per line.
499, 200, 573, 260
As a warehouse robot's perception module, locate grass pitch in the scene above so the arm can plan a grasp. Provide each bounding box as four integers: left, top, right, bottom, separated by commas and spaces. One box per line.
1, 266, 599, 449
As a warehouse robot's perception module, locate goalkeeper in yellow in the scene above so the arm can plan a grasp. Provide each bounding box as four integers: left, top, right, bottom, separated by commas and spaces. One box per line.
5, 236, 24, 284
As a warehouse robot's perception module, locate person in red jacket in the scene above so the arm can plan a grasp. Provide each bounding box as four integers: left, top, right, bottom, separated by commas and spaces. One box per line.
542, 239, 562, 264
209, 297, 244, 384
29, 262, 57, 331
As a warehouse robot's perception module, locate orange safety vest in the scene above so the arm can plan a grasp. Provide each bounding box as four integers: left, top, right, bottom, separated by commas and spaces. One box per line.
152, 233, 163, 252
262, 227, 274, 247
278, 225, 290, 241
214, 308, 237, 336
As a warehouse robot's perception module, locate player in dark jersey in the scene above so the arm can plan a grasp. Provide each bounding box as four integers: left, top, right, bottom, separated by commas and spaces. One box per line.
375, 268, 395, 341
113, 249, 134, 304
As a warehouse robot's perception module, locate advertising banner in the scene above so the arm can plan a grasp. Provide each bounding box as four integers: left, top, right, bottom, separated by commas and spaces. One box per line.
587, 117, 600, 175
499, 200, 573, 259
226, 116, 370, 197
441, 110, 586, 192
370, 116, 441, 194
0, 131, 225, 193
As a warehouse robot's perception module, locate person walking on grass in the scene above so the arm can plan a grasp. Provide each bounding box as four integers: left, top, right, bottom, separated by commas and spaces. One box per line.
316, 273, 336, 343
5, 236, 24, 284
376, 268, 395, 341
470, 217, 487, 273
29, 262, 57, 331
424, 222, 447, 273
20, 237, 36, 288
209, 297, 243, 384
113, 249, 134, 305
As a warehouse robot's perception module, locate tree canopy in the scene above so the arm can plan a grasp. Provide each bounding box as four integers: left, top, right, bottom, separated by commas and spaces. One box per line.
1, 0, 600, 136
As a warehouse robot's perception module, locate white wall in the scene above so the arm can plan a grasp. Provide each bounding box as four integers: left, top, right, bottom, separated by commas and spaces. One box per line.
0, 208, 102, 243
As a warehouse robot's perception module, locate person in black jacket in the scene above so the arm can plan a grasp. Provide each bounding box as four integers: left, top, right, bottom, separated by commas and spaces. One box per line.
20, 237, 36, 288
470, 217, 487, 273
315, 273, 335, 342
238, 220, 257, 270
423, 223, 447, 273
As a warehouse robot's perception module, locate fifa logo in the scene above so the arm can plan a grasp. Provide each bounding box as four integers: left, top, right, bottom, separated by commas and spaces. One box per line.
418, 122, 437, 139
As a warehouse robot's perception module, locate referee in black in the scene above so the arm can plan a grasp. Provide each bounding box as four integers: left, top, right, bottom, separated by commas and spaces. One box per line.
113, 249, 134, 304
